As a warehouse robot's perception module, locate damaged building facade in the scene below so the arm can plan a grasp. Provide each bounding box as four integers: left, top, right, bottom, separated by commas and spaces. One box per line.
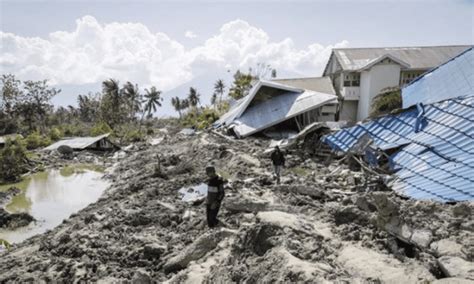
322, 47, 474, 202
322, 45, 472, 121
214, 78, 339, 138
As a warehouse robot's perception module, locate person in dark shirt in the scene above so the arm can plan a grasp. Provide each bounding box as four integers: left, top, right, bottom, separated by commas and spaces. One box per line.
270, 146, 285, 184
205, 166, 225, 228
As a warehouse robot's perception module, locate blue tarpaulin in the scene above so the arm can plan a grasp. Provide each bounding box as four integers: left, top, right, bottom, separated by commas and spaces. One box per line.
322, 96, 474, 202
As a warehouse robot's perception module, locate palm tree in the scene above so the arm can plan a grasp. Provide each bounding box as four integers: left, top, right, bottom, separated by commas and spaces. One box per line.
214, 79, 225, 109
211, 92, 217, 110
143, 87, 162, 117
101, 79, 122, 126
187, 87, 200, 110
123, 81, 141, 120
171, 97, 183, 119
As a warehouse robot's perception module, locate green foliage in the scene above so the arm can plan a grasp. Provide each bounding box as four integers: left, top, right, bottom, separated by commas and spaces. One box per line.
90, 121, 113, 137
0, 138, 28, 182
182, 107, 219, 130
59, 123, 88, 137
48, 127, 62, 141
370, 87, 402, 117
24, 131, 51, 150
228, 70, 254, 100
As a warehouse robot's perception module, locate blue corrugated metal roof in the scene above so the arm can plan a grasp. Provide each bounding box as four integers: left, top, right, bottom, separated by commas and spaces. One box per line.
322, 95, 474, 202
402, 47, 474, 108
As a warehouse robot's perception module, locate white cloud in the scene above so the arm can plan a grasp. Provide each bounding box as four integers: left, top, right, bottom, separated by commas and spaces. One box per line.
0, 16, 348, 91
184, 30, 197, 39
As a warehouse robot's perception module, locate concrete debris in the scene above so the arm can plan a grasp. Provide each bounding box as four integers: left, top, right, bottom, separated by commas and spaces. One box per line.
1, 128, 472, 282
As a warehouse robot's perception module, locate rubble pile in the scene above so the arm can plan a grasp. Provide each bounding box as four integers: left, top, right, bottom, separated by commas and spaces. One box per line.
0, 129, 472, 282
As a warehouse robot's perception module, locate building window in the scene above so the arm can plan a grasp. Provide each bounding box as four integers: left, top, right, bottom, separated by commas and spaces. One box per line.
344, 80, 351, 87
343, 72, 360, 87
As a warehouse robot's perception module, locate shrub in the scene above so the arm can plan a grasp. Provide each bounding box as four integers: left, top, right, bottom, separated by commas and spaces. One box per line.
24, 131, 51, 150
49, 127, 62, 141
0, 138, 27, 182
90, 121, 113, 137
370, 87, 402, 117
182, 107, 220, 130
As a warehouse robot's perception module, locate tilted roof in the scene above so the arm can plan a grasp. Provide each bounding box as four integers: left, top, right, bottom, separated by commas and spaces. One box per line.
43, 133, 113, 151
322, 95, 474, 202
326, 45, 472, 72
271, 76, 336, 95
214, 79, 337, 138
403, 47, 473, 108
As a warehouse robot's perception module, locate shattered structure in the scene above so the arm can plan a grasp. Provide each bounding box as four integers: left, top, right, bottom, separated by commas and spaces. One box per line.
43, 133, 120, 152
323, 47, 474, 202
214, 79, 338, 138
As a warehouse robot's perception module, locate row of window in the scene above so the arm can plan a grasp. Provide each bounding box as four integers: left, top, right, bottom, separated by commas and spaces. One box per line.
343, 73, 360, 87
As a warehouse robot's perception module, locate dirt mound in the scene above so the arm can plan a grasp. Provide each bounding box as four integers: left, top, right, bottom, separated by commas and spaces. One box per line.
0, 129, 472, 282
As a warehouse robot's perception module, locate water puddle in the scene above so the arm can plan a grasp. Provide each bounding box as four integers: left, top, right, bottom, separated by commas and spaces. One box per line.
0, 166, 109, 243
179, 183, 207, 202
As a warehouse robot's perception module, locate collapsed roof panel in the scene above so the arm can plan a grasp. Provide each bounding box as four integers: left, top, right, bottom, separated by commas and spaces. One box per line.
402, 47, 474, 108
322, 95, 474, 202
233, 90, 337, 138
214, 79, 337, 138
43, 133, 117, 151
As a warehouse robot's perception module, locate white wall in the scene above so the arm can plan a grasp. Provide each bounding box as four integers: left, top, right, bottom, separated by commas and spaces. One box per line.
340, 100, 358, 121
357, 63, 401, 120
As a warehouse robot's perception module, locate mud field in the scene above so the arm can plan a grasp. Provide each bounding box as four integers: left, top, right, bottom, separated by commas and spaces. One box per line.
1, 129, 473, 283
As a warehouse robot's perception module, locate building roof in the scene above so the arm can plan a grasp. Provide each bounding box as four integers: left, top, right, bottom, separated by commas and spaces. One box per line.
43, 133, 113, 151
214, 79, 337, 138
322, 95, 474, 202
402, 47, 474, 108
271, 76, 336, 95
326, 45, 472, 73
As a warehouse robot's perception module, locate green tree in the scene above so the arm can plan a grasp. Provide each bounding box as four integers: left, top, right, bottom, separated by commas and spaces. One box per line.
213, 79, 225, 110
142, 86, 162, 118
122, 81, 142, 120
187, 87, 200, 110
228, 70, 253, 100
21, 80, 60, 133
171, 97, 189, 119
0, 138, 28, 182
100, 79, 124, 128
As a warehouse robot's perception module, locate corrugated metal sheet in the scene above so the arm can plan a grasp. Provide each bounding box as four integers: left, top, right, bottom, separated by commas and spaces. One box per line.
43, 133, 112, 151
233, 90, 337, 137
214, 79, 337, 137
214, 80, 304, 128
402, 47, 474, 108
322, 96, 474, 202
331, 45, 472, 71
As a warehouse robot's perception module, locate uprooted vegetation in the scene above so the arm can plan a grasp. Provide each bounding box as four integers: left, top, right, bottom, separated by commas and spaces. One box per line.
0, 129, 472, 282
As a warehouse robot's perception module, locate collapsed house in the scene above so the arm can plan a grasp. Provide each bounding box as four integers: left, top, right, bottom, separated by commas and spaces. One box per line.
322, 47, 474, 202
214, 78, 338, 138
43, 133, 120, 152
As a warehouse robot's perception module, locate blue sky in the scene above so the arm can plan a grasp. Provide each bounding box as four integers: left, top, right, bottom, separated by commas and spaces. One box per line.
1, 0, 473, 116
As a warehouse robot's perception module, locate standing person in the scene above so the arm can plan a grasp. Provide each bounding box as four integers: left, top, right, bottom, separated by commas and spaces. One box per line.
270, 146, 285, 184
205, 166, 225, 228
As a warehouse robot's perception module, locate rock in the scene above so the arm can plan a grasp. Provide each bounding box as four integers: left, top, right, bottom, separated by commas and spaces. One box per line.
431, 278, 474, 284
411, 229, 433, 248
143, 244, 165, 260
57, 145, 74, 158
163, 229, 235, 273
430, 239, 464, 258
276, 185, 325, 199
354, 195, 377, 212
437, 256, 474, 279
0, 208, 35, 229
337, 245, 435, 282
131, 268, 152, 284
452, 203, 472, 217
224, 196, 269, 213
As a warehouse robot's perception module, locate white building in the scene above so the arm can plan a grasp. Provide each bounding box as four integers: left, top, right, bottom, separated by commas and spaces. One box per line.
322, 45, 472, 121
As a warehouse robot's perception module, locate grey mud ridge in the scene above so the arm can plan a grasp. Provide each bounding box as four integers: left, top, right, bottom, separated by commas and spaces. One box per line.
1, 129, 473, 283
